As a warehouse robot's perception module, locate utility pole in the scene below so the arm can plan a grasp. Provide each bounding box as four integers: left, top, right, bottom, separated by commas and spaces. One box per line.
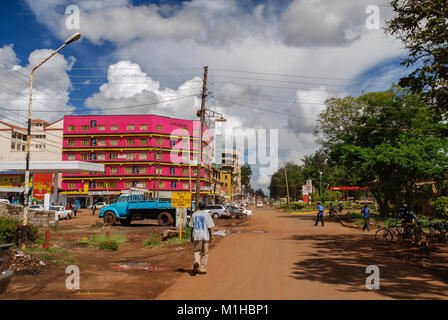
22, 32, 81, 236
152, 146, 156, 199
283, 161, 290, 206
195, 66, 208, 210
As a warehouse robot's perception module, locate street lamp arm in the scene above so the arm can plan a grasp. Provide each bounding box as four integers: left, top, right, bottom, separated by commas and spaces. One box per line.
31, 43, 66, 74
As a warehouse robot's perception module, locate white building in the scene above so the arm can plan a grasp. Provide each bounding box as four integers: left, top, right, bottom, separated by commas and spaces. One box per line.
0, 119, 63, 162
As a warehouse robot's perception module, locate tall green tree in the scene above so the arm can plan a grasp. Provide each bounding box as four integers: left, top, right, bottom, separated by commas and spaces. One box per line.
316, 87, 448, 216
269, 162, 304, 200
241, 162, 253, 192
386, 0, 448, 113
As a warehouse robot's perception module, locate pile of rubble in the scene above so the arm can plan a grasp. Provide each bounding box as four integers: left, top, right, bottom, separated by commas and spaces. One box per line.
9, 250, 48, 275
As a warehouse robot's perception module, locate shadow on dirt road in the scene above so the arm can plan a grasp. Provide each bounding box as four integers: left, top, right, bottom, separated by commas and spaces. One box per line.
288, 232, 448, 299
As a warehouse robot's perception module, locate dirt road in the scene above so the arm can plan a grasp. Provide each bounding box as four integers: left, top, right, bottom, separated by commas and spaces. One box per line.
157, 206, 448, 300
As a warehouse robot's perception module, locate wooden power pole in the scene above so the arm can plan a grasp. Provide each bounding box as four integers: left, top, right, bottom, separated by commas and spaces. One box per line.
195, 66, 208, 210
283, 161, 290, 206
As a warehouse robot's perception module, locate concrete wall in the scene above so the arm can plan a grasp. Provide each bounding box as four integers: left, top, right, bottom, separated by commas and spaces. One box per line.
0, 203, 57, 227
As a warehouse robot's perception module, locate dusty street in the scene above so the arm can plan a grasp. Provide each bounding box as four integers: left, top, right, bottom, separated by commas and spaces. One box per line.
158, 206, 448, 300
2, 206, 448, 300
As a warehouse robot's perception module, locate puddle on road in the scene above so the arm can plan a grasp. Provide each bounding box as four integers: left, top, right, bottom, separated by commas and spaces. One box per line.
213, 229, 266, 237
109, 262, 167, 271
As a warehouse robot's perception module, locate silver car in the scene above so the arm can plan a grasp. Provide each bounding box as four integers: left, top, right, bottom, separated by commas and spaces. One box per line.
205, 204, 231, 219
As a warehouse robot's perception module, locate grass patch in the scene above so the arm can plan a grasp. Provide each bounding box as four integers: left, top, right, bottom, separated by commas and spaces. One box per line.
143, 233, 163, 248
23, 246, 75, 263
353, 219, 365, 226
78, 233, 126, 250
98, 240, 119, 251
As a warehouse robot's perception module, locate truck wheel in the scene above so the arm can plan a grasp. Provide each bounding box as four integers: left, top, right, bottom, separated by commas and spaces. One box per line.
212, 213, 219, 219
158, 212, 174, 226
104, 212, 117, 225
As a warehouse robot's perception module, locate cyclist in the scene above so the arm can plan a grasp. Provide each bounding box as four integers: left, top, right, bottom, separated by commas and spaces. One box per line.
397, 204, 419, 223
397, 203, 421, 243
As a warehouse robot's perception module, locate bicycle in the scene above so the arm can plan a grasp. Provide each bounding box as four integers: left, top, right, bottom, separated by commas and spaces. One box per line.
427, 220, 447, 245
375, 220, 421, 246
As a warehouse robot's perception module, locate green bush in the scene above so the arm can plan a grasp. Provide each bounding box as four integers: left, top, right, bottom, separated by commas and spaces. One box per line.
434, 196, 448, 218
290, 202, 306, 210
345, 211, 363, 220
98, 240, 119, 251
322, 190, 343, 202
0, 217, 19, 244
0, 217, 39, 244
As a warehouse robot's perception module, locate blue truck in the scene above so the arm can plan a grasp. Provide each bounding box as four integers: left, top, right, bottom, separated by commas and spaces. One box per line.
99, 191, 177, 226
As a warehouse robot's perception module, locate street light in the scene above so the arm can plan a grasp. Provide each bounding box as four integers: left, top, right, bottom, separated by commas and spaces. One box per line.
22, 32, 81, 230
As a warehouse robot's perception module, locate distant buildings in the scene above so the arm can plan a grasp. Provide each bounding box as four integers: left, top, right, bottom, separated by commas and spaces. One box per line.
220, 148, 242, 201
0, 119, 63, 162
0, 119, 63, 200
0, 114, 244, 206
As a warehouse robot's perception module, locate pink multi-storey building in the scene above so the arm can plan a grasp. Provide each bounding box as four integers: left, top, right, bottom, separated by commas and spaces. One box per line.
60, 114, 213, 207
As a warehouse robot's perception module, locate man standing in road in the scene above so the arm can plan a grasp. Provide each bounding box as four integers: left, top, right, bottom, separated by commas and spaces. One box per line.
190, 201, 214, 275
314, 202, 324, 226
362, 204, 370, 231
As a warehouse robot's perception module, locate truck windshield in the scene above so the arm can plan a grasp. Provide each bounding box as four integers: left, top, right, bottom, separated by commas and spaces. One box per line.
118, 196, 128, 203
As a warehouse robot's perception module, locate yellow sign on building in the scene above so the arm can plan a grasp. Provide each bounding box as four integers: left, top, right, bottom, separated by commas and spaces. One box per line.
171, 192, 192, 208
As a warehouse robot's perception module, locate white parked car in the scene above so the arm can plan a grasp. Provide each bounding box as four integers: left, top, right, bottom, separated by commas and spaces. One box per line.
240, 207, 253, 216
52, 206, 73, 220
0, 199, 10, 204
93, 202, 108, 210
256, 200, 263, 208
28, 205, 44, 211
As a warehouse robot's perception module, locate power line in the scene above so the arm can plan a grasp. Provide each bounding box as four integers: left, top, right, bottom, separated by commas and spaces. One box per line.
210, 80, 356, 93
212, 68, 380, 83
213, 97, 317, 121
0, 65, 67, 100
0, 94, 199, 113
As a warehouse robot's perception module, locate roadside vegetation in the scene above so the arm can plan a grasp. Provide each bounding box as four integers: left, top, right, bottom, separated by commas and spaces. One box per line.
143, 226, 192, 248
0, 217, 40, 245
78, 233, 127, 251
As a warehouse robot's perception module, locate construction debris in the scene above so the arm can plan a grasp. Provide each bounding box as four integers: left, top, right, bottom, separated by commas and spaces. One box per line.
9, 250, 48, 275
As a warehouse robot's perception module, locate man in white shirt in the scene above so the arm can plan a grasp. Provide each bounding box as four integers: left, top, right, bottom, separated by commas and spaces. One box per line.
189, 201, 214, 275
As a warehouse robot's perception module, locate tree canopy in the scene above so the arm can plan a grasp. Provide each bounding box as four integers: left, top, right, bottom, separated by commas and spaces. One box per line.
315, 87, 448, 216
386, 0, 448, 113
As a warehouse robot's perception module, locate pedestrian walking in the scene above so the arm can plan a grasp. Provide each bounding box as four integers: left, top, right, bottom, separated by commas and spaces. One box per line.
92, 203, 96, 216
362, 204, 370, 231
189, 201, 214, 275
314, 202, 324, 226
74, 200, 80, 218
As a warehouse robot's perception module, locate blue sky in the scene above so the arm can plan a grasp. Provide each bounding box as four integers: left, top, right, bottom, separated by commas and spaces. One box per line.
0, 0, 411, 192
